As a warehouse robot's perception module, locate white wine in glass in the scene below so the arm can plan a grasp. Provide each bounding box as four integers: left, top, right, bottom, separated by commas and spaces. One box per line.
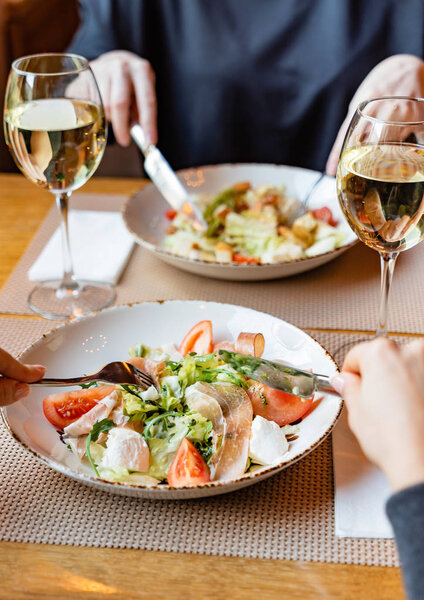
4, 53, 114, 319
337, 97, 424, 336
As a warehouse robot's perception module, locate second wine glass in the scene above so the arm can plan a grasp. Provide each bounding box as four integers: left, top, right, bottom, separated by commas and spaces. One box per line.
337, 96, 424, 337
4, 52, 114, 319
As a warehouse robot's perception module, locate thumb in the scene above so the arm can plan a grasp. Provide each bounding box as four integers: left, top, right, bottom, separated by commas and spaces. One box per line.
331, 371, 361, 409
0, 348, 45, 383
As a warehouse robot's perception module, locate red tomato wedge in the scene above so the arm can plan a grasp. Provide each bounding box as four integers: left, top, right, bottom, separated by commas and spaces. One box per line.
178, 320, 213, 356
247, 382, 313, 426
165, 209, 177, 220
312, 206, 338, 227
167, 438, 210, 487
43, 384, 114, 430
233, 253, 261, 264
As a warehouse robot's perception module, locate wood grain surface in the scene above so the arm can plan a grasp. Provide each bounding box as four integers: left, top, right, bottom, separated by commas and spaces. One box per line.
0, 173, 405, 600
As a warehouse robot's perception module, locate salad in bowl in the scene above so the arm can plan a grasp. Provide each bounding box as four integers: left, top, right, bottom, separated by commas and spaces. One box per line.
42, 320, 315, 488
163, 181, 347, 265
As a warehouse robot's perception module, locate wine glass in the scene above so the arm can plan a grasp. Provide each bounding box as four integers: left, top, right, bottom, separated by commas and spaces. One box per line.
4, 53, 114, 319
337, 96, 424, 337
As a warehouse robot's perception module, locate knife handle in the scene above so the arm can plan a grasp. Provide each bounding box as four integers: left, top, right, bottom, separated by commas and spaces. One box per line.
130, 123, 151, 155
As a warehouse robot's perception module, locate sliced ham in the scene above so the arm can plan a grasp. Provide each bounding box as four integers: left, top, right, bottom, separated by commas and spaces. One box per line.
111, 402, 130, 427
63, 390, 119, 436
63, 435, 87, 460
236, 332, 265, 357
213, 341, 235, 353
185, 382, 226, 479
185, 381, 253, 482
127, 357, 165, 387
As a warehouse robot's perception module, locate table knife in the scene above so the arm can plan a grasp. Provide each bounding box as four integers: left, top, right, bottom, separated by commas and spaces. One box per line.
218, 350, 339, 399
130, 124, 206, 229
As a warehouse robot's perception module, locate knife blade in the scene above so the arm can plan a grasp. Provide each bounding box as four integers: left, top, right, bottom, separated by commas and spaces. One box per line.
218, 350, 339, 399
130, 124, 206, 230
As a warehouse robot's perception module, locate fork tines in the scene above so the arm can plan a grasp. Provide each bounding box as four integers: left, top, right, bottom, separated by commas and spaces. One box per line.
132, 366, 155, 389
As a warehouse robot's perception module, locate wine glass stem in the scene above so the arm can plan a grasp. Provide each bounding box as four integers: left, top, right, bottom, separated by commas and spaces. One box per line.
56, 192, 79, 296
377, 252, 399, 337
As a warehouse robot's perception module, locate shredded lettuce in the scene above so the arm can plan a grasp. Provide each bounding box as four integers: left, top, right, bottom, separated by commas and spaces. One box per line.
97, 465, 160, 485
146, 411, 213, 480
89, 442, 105, 465
128, 343, 150, 358
224, 211, 277, 240
120, 385, 162, 422
175, 353, 248, 392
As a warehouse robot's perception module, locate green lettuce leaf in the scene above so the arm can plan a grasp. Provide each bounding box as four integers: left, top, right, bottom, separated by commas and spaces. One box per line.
146, 411, 213, 480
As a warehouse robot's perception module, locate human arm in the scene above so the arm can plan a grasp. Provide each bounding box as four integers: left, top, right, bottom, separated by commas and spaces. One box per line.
68, 1, 157, 146
67, 0, 118, 60
332, 338, 424, 599
0, 348, 45, 406
386, 484, 424, 600
326, 54, 424, 175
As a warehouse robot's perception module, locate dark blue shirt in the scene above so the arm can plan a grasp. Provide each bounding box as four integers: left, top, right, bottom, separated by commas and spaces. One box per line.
69, 0, 424, 170
387, 483, 424, 600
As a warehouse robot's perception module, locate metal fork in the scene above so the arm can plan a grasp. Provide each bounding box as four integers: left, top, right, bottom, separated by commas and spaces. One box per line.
302, 172, 326, 212
290, 172, 326, 221
29, 361, 156, 390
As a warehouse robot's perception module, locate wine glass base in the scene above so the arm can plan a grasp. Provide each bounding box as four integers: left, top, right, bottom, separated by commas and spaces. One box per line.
28, 280, 115, 320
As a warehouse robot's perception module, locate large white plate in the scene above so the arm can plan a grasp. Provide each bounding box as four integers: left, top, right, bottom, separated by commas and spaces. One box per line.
123, 163, 357, 281
2, 301, 342, 499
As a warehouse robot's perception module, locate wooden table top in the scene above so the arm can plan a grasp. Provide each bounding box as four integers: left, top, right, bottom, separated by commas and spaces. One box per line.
0, 173, 405, 600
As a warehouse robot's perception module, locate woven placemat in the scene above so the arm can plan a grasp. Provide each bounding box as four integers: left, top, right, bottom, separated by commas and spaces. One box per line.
0, 317, 399, 566
1, 193, 424, 334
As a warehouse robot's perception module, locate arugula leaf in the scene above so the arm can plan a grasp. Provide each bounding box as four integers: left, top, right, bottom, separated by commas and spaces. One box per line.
80, 381, 99, 389
86, 418, 115, 476
203, 188, 236, 221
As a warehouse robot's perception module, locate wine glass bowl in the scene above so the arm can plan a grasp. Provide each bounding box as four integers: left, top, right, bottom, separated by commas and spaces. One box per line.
337, 97, 424, 336
3, 53, 114, 319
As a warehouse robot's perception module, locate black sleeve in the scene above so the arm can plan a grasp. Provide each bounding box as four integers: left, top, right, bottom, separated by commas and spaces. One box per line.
67, 0, 118, 59
386, 483, 424, 600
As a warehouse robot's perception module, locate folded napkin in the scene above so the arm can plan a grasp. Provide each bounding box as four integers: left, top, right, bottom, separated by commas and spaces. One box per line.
28, 210, 134, 285
333, 410, 394, 538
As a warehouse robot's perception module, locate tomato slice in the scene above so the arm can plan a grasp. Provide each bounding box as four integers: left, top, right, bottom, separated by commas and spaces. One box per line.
165, 209, 177, 220
312, 206, 338, 227
42, 384, 114, 429
233, 253, 261, 264
247, 382, 313, 426
167, 438, 210, 487
178, 320, 213, 356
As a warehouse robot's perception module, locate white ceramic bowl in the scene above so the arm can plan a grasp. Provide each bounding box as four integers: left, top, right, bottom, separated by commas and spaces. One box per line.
2, 301, 343, 499
123, 163, 357, 281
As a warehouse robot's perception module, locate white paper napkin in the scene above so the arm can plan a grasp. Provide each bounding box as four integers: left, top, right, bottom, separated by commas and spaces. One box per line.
28, 210, 134, 285
333, 410, 394, 538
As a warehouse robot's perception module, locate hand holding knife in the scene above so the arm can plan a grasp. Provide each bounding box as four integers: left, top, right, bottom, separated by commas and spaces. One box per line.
130, 124, 207, 230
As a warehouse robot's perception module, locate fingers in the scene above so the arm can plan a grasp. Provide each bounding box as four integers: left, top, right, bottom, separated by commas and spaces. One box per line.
130, 59, 157, 144
90, 52, 158, 147
335, 371, 361, 409
342, 337, 399, 375
400, 339, 424, 383
341, 341, 370, 375
110, 64, 131, 146
0, 379, 30, 407
0, 348, 45, 383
